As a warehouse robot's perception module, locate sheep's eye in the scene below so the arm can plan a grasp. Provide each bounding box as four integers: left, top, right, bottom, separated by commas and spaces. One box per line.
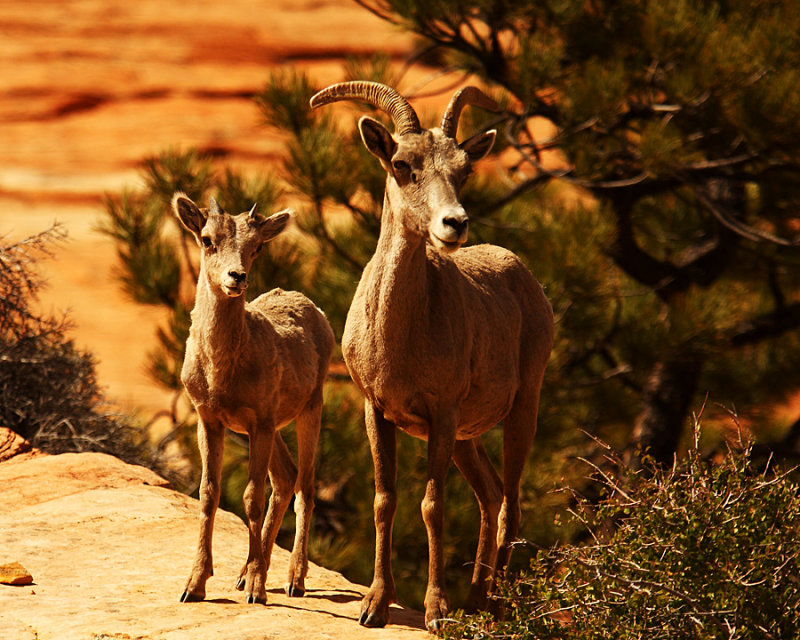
201, 236, 214, 250
252, 245, 263, 258
393, 159, 418, 184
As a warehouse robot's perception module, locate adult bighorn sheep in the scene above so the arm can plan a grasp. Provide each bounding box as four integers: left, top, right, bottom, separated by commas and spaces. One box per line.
173, 193, 334, 606
310, 82, 554, 629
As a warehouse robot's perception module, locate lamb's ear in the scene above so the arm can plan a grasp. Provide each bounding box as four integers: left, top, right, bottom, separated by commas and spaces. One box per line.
358, 115, 397, 167
259, 209, 292, 243
460, 129, 496, 164
172, 192, 207, 241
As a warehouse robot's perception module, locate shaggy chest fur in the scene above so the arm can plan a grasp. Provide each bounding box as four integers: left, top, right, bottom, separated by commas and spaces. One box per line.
182, 336, 264, 392
181, 328, 278, 433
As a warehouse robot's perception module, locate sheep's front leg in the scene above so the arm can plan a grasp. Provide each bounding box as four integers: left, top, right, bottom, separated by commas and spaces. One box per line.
241, 426, 274, 604
421, 411, 457, 631
181, 417, 224, 602
359, 401, 397, 628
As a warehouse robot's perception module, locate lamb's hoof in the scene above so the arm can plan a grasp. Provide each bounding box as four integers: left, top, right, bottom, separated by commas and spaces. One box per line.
235, 577, 245, 591
285, 583, 305, 598
180, 591, 204, 603
246, 593, 267, 605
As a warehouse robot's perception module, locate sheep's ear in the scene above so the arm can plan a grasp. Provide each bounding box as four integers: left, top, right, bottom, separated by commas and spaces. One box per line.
259, 209, 292, 243
172, 192, 207, 241
359, 115, 397, 167
460, 129, 496, 164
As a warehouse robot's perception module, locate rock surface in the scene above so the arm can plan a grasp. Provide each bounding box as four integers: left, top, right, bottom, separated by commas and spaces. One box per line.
0, 431, 426, 640
0, 428, 39, 464
0, 562, 34, 586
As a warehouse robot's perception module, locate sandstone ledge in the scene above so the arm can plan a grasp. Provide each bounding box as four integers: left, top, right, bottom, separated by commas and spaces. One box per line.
0, 441, 426, 640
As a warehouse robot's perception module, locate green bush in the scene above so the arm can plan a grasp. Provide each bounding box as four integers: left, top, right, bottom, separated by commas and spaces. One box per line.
443, 420, 800, 640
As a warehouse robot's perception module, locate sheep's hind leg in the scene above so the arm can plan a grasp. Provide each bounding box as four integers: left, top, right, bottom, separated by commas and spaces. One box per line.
452, 437, 502, 613
286, 397, 322, 597
235, 432, 295, 595
240, 426, 274, 604
492, 392, 540, 617
181, 418, 224, 603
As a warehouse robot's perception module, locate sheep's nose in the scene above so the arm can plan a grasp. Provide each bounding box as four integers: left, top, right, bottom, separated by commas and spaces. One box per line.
228, 270, 246, 284
442, 215, 468, 237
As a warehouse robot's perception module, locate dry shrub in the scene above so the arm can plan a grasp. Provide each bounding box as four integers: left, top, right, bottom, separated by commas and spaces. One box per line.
0, 226, 150, 464
444, 420, 800, 640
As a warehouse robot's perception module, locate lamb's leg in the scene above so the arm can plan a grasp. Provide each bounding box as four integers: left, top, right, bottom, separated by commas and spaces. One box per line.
420, 410, 457, 631
453, 437, 502, 612
236, 433, 295, 594
358, 400, 397, 628
287, 395, 322, 597
181, 417, 224, 602
241, 426, 274, 604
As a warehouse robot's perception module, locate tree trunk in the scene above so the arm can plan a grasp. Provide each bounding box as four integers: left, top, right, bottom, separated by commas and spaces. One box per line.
630, 357, 703, 466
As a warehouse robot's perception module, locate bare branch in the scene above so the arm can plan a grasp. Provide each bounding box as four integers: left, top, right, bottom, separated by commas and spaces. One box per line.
693, 187, 800, 246
352, 0, 401, 25
730, 300, 800, 346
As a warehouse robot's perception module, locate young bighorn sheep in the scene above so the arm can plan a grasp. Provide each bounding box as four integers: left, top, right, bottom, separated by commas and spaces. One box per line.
311, 82, 554, 629
172, 193, 334, 606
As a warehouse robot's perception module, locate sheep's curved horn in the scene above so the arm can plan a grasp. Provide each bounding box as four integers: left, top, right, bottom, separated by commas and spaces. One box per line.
248, 202, 258, 219
208, 196, 222, 216
310, 81, 421, 136
441, 87, 499, 138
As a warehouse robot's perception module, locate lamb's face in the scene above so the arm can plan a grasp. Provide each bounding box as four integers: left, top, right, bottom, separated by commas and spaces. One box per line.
198, 213, 264, 298
172, 194, 291, 299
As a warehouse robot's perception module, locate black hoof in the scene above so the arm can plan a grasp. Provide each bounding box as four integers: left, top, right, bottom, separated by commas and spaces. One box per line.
359, 611, 388, 628
235, 578, 245, 591
246, 594, 267, 605
285, 584, 305, 598
180, 591, 204, 603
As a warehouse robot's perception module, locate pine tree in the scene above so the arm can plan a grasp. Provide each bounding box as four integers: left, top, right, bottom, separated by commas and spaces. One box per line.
354, 0, 800, 463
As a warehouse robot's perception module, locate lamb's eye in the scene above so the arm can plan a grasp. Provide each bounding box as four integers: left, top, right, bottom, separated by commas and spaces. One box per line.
201, 237, 214, 250
252, 245, 262, 258
393, 160, 409, 173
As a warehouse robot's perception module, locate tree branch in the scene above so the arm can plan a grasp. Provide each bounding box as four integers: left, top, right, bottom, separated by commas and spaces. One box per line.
605, 198, 676, 295
311, 198, 366, 272
693, 187, 800, 247
352, 0, 401, 25
730, 301, 800, 347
